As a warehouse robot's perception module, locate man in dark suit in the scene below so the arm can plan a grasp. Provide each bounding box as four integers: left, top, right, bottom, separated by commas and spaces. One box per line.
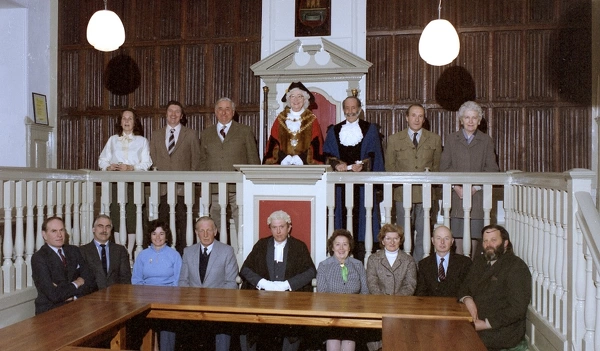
415, 225, 471, 297
179, 216, 239, 351
199, 97, 260, 246
80, 214, 131, 290
459, 224, 531, 350
240, 210, 316, 351
385, 103, 442, 262
149, 100, 201, 254
31, 216, 97, 314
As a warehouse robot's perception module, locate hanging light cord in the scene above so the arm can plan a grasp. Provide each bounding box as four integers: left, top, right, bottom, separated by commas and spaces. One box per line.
103, 0, 108, 10
437, 0, 442, 19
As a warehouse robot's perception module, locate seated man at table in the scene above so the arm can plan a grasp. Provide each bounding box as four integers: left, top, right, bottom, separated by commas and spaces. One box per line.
415, 225, 471, 297
80, 214, 131, 290
458, 224, 531, 351
31, 216, 97, 314
240, 210, 316, 351
179, 216, 239, 351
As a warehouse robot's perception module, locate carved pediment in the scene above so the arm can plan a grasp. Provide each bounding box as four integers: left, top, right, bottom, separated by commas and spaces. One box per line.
250, 38, 372, 82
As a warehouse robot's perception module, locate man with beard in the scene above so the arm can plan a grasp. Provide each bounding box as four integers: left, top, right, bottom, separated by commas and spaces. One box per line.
458, 224, 531, 351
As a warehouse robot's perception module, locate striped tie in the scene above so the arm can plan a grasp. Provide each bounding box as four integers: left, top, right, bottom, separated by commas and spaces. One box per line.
168, 128, 175, 155
438, 257, 446, 281
220, 126, 227, 139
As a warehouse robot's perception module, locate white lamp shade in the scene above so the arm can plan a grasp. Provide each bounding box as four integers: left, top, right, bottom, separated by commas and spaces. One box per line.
418, 19, 460, 66
86, 10, 125, 52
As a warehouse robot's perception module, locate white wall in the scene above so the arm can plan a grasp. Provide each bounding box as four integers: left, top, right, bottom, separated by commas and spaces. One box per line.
0, 0, 55, 167
261, 0, 367, 113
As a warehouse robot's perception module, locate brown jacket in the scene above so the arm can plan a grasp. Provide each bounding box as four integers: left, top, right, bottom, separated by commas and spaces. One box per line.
149, 125, 201, 195
199, 121, 260, 192
366, 249, 417, 296
385, 128, 442, 203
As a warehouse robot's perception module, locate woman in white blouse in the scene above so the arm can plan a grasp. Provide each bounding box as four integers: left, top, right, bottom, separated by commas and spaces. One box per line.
98, 109, 152, 235
98, 109, 152, 171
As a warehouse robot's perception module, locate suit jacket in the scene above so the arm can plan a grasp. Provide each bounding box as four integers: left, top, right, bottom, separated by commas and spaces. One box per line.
240, 236, 316, 292
458, 252, 531, 350
415, 252, 472, 297
316, 256, 368, 294
440, 130, 500, 219
366, 249, 417, 296
80, 241, 131, 290
199, 121, 260, 192
31, 244, 97, 314
179, 240, 239, 289
385, 128, 442, 202
150, 125, 201, 195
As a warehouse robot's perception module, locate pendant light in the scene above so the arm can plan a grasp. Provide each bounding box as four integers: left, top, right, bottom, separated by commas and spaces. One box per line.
86, 0, 125, 52
418, 0, 460, 66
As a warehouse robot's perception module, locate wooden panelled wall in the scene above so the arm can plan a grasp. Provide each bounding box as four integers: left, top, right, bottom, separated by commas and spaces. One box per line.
57, 0, 262, 170
58, 0, 591, 172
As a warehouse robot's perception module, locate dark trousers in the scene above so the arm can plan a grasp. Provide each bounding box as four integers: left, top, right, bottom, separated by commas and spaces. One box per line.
158, 194, 187, 255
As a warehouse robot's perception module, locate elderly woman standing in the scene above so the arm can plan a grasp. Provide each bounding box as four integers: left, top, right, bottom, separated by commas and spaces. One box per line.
317, 229, 368, 351
98, 108, 152, 235
440, 101, 500, 256
263, 82, 324, 165
132, 220, 182, 351
366, 223, 417, 296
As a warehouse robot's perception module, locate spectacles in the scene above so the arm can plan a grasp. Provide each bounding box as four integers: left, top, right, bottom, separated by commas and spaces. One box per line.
384, 237, 401, 242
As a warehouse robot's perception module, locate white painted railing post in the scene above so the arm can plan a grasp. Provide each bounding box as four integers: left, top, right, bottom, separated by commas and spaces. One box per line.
25, 181, 36, 287
2, 181, 15, 293
14, 181, 26, 290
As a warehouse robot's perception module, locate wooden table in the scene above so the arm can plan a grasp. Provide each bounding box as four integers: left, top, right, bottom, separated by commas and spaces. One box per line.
0, 285, 480, 350
0, 299, 148, 351
85, 284, 473, 329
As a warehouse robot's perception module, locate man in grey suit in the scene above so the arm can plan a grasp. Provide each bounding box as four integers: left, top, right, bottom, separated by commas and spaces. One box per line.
179, 216, 239, 351
150, 100, 201, 254
199, 97, 260, 245
385, 104, 442, 262
80, 214, 131, 290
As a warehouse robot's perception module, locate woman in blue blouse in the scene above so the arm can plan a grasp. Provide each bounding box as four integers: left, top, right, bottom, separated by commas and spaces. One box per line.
317, 229, 368, 351
132, 220, 182, 351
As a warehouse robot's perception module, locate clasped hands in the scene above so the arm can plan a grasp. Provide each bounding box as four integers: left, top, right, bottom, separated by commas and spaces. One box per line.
257, 278, 291, 291
453, 185, 481, 199
335, 161, 363, 172
462, 297, 491, 331
280, 155, 303, 166
107, 163, 134, 171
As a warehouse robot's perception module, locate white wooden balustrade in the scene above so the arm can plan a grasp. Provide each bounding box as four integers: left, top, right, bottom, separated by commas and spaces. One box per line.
0, 167, 596, 351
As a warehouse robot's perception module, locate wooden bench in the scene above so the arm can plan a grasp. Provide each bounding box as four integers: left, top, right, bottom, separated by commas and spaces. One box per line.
0, 285, 484, 350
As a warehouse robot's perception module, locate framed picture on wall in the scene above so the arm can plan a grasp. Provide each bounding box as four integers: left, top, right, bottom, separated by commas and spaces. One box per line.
32, 93, 49, 125
295, 0, 331, 37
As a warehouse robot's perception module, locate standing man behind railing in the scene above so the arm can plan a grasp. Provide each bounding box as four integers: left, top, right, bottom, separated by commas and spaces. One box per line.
385, 104, 442, 262
323, 96, 384, 261
149, 100, 201, 255
199, 97, 260, 246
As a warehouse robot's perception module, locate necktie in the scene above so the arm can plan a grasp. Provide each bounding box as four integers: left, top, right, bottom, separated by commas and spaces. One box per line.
438, 257, 446, 281
100, 244, 107, 274
168, 128, 175, 155
220, 126, 227, 139
200, 247, 209, 283
58, 248, 67, 267
412, 132, 418, 148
